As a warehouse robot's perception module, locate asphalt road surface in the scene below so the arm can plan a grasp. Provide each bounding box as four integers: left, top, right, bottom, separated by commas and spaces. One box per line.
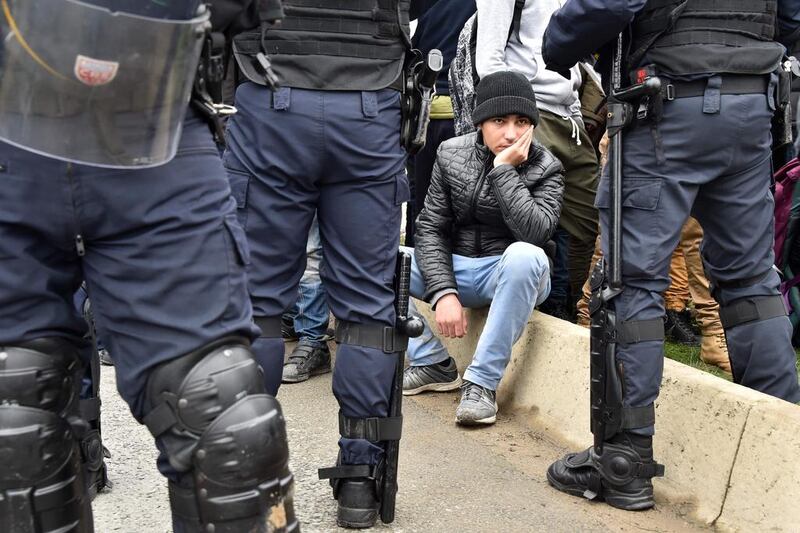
93, 347, 706, 533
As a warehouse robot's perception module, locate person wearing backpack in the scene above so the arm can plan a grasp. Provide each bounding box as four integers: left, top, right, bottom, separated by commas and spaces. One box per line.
471, 0, 601, 320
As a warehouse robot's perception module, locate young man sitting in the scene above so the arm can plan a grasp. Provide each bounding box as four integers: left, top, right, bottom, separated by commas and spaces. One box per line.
402, 70, 565, 425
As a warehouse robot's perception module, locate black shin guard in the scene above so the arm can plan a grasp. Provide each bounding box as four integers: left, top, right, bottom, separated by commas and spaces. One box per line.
319, 251, 423, 528
0, 340, 94, 532
547, 260, 665, 510
143, 338, 298, 533
80, 296, 111, 498
554, 42, 667, 511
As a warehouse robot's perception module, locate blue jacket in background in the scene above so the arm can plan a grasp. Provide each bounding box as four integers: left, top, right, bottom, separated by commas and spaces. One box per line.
541, 0, 800, 80
411, 0, 477, 95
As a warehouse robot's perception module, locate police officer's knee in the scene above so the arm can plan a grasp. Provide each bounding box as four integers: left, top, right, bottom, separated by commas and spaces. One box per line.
501, 242, 549, 282
143, 337, 296, 531
0, 339, 92, 531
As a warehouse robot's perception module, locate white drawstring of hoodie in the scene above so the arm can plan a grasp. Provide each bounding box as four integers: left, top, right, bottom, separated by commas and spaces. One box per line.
562, 115, 582, 146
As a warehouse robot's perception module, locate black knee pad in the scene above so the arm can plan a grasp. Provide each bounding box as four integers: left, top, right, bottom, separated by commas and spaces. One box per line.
0, 339, 93, 533
144, 337, 296, 531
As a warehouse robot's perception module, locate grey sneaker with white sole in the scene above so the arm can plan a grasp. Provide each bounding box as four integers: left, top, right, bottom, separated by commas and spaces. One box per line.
455, 381, 498, 426
402, 357, 462, 396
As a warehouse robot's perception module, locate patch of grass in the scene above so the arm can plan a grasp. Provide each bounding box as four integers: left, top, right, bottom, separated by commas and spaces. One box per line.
663, 342, 730, 380
664, 342, 800, 380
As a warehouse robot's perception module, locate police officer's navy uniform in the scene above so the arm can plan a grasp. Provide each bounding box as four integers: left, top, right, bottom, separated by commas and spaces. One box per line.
0, 2, 298, 531
539, 0, 800, 511
226, 0, 411, 527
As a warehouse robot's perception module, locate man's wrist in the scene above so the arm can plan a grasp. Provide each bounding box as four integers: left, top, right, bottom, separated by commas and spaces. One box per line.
492, 161, 514, 170
431, 289, 459, 310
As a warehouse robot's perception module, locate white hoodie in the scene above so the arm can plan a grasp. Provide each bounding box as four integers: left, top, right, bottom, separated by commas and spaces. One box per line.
474, 0, 582, 120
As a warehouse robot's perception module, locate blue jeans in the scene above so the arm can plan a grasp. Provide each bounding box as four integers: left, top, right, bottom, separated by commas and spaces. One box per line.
402, 242, 551, 391
287, 214, 330, 348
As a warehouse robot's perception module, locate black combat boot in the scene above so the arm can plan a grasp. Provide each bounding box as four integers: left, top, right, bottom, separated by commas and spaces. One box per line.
335, 476, 380, 529
322, 452, 384, 528
664, 309, 699, 345
546, 433, 664, 511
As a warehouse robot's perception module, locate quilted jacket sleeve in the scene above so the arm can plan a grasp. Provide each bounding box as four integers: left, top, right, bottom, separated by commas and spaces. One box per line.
487, 146, 565, 246
414, 157, 458, 302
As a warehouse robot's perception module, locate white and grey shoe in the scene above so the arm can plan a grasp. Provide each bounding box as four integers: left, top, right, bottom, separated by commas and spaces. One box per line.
455, 381, 497, 426
402, 357, 462, 396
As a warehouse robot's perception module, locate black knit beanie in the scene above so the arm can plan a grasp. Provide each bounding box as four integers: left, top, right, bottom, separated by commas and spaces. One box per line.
472, 70, 540, 127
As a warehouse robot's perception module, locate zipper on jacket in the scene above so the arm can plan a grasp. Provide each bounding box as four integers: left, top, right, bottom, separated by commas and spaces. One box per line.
468, 152, 497, 253
468, 159, 490, 222
469, 173, 486, 253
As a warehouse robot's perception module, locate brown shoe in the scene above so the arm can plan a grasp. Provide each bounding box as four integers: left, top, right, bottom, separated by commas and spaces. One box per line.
700, 332, 731, 374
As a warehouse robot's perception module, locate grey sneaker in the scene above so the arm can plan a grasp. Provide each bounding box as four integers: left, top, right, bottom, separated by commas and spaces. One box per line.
455, 381, 497, 426
402, 357, 462, 396
98, 348, 114, 366
282, 342, 331, 383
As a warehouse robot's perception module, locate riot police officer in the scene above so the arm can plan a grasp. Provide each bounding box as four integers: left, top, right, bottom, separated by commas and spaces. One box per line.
540, 0, 800, 511
0, 1, 298, 531
225, 0, 412, 528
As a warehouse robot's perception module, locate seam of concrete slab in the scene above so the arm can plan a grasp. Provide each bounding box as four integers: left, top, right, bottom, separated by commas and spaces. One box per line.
710, 403, 751, 526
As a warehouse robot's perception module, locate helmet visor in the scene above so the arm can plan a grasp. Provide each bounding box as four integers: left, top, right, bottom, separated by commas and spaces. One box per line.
0, 0, 209, 168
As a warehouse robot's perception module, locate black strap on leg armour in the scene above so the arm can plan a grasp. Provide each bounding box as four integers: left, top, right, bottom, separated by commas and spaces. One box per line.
594, 443, 665, 486
335, 320, 407, 353
318, 463, 379, 481
615, 318, 665, 344
316, 411, 401, 482
338, 411, 403, 442
719, 294, 788, 329
620, 405, 656, 430
254, 316, 282, 337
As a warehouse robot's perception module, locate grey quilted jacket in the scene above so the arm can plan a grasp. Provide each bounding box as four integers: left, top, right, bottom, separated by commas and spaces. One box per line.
414, 131, 564, 302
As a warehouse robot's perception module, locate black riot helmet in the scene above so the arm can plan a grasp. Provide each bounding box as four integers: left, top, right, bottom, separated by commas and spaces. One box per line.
0, 0, 210, 168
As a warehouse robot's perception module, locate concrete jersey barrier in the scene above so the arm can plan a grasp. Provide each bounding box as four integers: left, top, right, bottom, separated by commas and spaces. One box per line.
413, 304, 800, 531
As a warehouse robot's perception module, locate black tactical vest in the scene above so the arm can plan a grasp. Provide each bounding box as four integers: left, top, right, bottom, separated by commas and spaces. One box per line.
629, 0, 783, 76
234, 0, 410, 91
